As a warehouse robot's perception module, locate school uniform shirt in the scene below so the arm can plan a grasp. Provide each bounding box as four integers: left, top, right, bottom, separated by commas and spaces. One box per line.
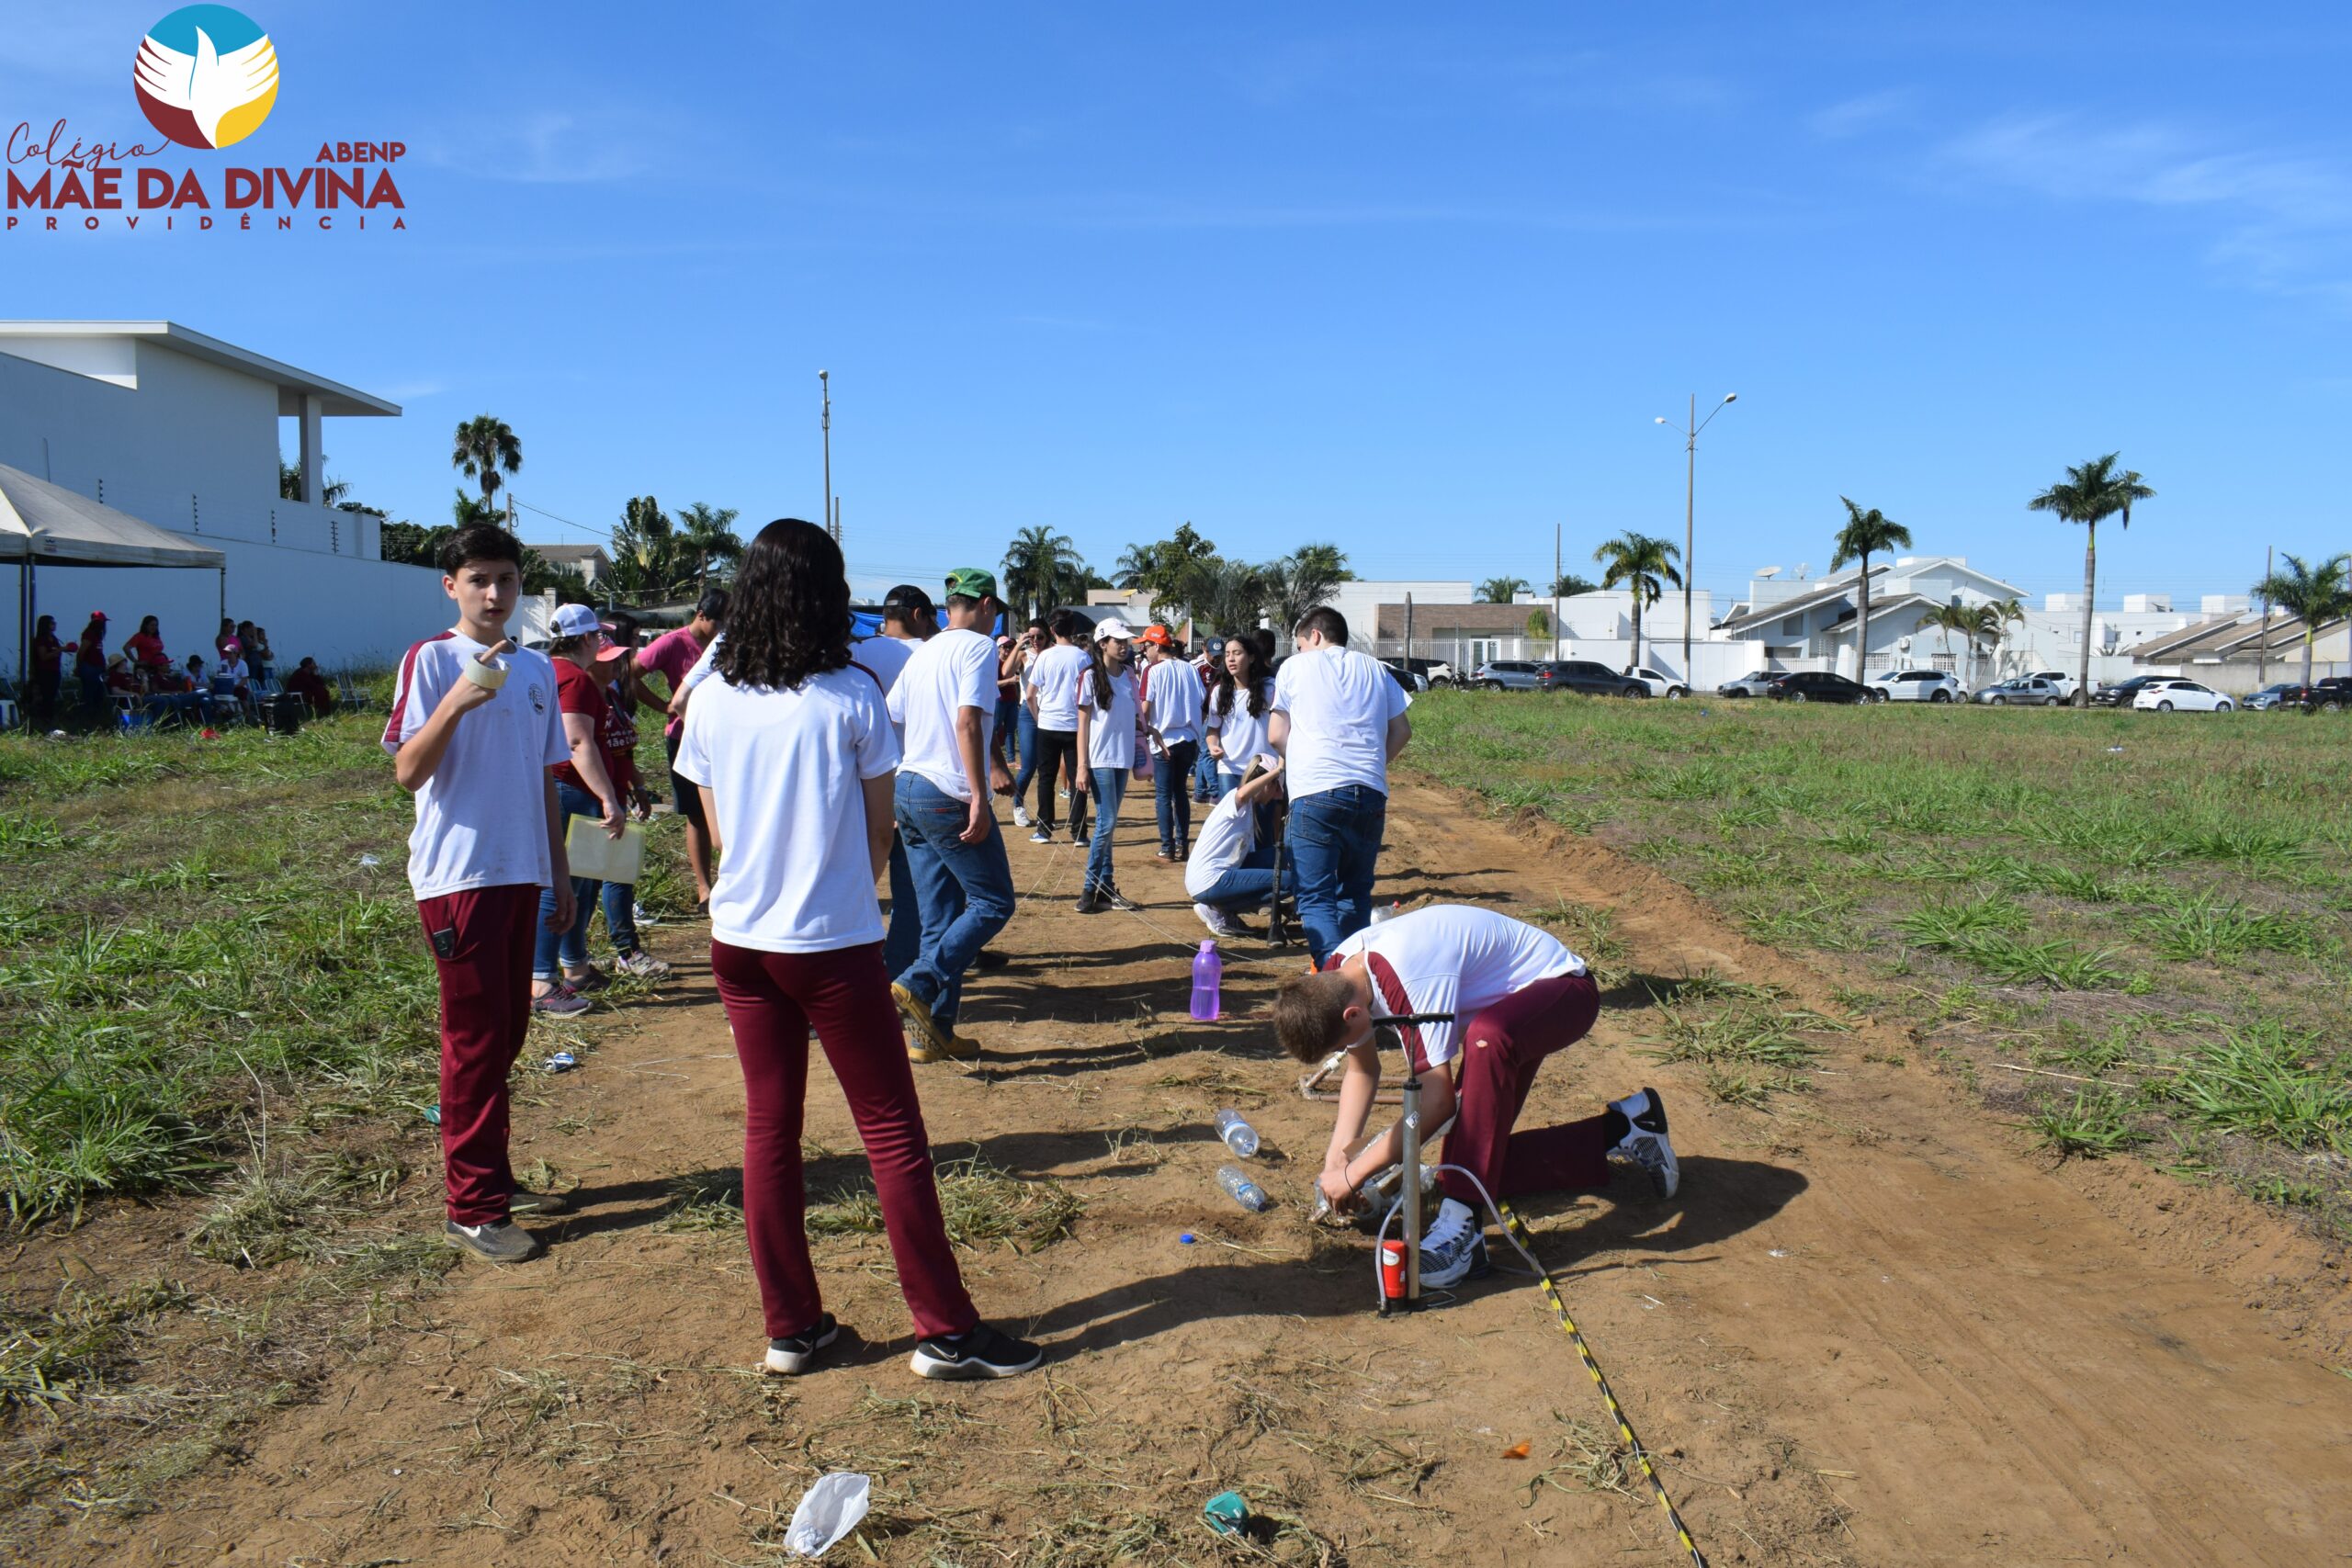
1182, 788, 1261, 898
549, 659, 616, 795
1329, 905, 1585, 1073
1206, 681, 1273, 776
1144, 656, 1204, 746
125, 631, 168, 670
888, 626, 998, 801
1077, 665, 1139, 771
1029, 642, 1091, 730
598, 685, 641, 792
673, 664, 899, 953
1269, 646, 1411, 801
31, 634, 61, 677
382, 633, 568, 902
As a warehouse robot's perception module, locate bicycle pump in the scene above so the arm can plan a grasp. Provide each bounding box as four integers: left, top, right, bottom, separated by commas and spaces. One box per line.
1376, 1010, 1457, 1316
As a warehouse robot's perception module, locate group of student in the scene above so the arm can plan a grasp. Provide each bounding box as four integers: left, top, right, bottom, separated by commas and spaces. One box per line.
387, 516, 1684, 1388
27, 610, 344, 725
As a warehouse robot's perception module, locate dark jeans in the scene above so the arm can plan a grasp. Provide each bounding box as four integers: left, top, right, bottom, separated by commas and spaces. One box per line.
1192, 743, 1218, 798
1085, 766, 1128, 892
1191, 864, 1290, 911
994, 696, 1021, 767
535, 781, 607, 979
1009, 707, 1040, 806
77, 666, 106, 709
1025, 728, 1079, 830
884, 830, 920, 980
1286, 784, 1387, 966
893, 774, 1015, 1027
1154, 739, 1199, 853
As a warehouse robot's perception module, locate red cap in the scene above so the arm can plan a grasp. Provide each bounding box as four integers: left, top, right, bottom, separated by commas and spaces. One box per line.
1139, 625, 1173, 646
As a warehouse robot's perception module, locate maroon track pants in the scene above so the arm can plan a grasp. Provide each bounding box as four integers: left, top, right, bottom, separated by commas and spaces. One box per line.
710, 940, 978, 1343
1440, 970, 1611, 1208
417, 883, 538, 1226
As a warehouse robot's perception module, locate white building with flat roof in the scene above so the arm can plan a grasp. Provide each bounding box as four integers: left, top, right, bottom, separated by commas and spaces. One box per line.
0, 320, 447, 674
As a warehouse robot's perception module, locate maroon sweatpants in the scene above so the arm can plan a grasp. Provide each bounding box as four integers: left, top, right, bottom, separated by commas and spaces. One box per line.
418, 883, 538, 1225
709, 939, 978, 1342
1440, 970, 1611, 1208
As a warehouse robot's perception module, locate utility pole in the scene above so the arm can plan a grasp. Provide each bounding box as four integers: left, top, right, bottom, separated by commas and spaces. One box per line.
2256, 544, 2271, 686
833, 497, 842, 548
1404, 592, 1414, 667
820, 370, 836, 543
1656, 393, 1738, 677
1553, 522, 1562, 660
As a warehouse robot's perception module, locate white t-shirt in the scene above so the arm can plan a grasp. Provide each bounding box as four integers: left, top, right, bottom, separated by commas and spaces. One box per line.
1144, 656, 1204, 746
679, 634, 721, 695
217, 657, 251, 684
852, 632, 919, 696
673, 664, 898, 953
1078, 663, 1139, 771
888, 627, 998, 800
1029, 642, 1091, 730
1183, 788, 1260, 898
1206, 680, 1273, 776
1271, 646, 1411, 801
382, 631, 568, 902
1331, 905, 1585, 1072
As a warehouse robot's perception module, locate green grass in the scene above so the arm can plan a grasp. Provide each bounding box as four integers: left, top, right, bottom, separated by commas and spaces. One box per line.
1401, 693, 2352, 1229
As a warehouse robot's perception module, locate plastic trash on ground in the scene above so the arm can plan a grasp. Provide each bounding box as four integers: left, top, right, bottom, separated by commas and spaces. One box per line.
1204, 1490, 1250, 1536
1217, 1166, 1271, 1213
358, 853, 381, 867
545, 1051, 578, 1073
784, 1472, 871, 1558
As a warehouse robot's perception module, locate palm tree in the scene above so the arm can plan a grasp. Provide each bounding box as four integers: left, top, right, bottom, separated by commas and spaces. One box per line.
1973, 597, 2025, 685
1261, 549, 1348, 635
1112, 543, 1156, 592
606, 496, 681, 601
278, 462, 352, 505
1550, 572, 1599, 598
2028, 454, 2154, 703
451, 415, 524, 512
1828, 499, 1912, 682
673, 502, 743, 593
450, 488, 503, 529
1924, 602, 1972, 671
1288, 542, 1355, 587
1475, 576, 1530, 604
1001, 525, 1088, 621
1196, 558, 1269, 637
2251, 553, 2352, 688
1591, 532, 1682, 670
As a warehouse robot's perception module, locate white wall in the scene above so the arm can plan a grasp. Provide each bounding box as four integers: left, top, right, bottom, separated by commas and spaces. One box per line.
7, 536, 450, 676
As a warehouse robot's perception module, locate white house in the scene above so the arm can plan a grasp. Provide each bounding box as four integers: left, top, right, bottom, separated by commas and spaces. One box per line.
0, 321, 447, 674
1713, 556, 2034, 679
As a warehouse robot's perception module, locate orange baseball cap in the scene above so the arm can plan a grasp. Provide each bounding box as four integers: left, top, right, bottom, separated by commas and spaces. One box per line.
1138, 625, 1173, 646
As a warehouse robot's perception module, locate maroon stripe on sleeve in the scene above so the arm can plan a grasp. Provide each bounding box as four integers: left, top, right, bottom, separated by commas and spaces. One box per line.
382, 632, 454, 750
1363, 953, 1428, 1075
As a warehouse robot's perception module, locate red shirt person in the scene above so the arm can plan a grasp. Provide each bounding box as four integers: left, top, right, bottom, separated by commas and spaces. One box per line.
123, 615, 171, 675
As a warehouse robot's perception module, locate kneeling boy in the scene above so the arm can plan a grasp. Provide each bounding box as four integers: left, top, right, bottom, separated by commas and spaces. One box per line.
1272, 903, 1677, 1286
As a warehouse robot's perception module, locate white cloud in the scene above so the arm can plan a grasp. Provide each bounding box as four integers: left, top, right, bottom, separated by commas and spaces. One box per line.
1808, 89, 1915, 140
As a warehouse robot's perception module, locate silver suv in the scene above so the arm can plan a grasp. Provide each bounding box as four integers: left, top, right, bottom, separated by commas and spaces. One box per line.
1866, 669, 1964, 703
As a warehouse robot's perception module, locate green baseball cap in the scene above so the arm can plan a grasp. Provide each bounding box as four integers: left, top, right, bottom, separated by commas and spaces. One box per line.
943, 567, 998, 600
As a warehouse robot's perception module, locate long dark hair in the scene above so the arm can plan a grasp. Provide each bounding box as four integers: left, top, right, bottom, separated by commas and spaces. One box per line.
1211, 634, 1273, 718
138, 615, 159, 637
716, 518, 853, 691
1085, 630, 1125, 711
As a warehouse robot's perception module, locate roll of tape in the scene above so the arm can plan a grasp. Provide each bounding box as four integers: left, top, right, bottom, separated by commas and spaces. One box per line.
462, 658, 510, 690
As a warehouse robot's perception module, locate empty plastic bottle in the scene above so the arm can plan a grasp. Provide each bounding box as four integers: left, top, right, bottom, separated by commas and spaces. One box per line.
1190, 941, 1222, 1021
1214, 1109, 1260, 1158
1217, 1165, 1271, 1213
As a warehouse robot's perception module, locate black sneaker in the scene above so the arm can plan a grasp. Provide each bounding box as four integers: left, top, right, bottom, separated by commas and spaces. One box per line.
1102, 886, 1140, 913
764, 1313, 840, 1375
909, 1322, 1043, 1381
1609, 1087, 1679, 1199
507, 1188, 571, 1216
973, 949, 1011, 972
1076, 883, 1102, 915
444, 1218, 542, 1263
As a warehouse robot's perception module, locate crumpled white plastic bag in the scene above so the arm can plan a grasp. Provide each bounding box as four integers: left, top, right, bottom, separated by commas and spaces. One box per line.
784, 1471, 871, 1558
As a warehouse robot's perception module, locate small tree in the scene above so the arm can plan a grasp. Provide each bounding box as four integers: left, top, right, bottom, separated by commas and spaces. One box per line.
1476, 576, 1530, 604
1525, 606, 1554, 657
2251, 553, 2352, 689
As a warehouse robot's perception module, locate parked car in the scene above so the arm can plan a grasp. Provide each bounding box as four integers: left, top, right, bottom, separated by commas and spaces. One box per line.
1623, 665, 1692, 699
1377, 659, 1430, 693
1974, 677, 2066, 706
2246, 682, 2301, 710
2025, 669, 2081, 703
2307, 677, 2352, 710
1766, 671, 1873, 704
1386, 656, 1458, 688
1474, 660, 1548, 692
1866, 669, 1965, 704
1548, 660, 1648, 698
2090, 674, 2164, 708
1716, 671, 1781, 698
2132, 679, 2233, 713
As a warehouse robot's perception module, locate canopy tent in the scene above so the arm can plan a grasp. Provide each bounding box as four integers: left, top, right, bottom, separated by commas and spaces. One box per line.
2, 460, 226, 687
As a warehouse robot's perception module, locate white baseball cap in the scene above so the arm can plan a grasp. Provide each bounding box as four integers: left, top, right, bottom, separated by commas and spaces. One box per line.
1092, 616, 1136, 640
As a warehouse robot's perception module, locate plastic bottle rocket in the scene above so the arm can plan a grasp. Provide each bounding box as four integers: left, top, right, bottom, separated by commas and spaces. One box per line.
1214, 1109, 1259, 1157
1217, 1166, 1271, 1212
1191, 941, 1222, 1021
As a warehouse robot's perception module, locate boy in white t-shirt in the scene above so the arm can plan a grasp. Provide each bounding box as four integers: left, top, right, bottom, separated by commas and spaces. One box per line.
1272, 904, 1678, 1287
1268, 606, 1412, 966
383, 524, 574, 1265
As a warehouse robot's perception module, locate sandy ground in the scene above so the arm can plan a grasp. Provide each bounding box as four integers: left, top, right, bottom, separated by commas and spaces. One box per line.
49, 778, 2352, 1566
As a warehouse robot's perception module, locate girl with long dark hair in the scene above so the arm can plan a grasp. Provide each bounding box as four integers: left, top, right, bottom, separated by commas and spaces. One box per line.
674, 517, 1041, 1382
1205, 633, 1276, 804
1071, 618, 1142, 914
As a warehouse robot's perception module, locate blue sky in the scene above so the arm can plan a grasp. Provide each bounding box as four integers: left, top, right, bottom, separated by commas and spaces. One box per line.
9, 1, 2351, 606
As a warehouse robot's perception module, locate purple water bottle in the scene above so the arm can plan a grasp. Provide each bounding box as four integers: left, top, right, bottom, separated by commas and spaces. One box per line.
1190, 941, 1222, 1021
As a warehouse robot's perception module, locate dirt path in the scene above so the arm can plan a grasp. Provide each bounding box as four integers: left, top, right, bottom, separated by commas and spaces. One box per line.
76, 780, 2352, 1567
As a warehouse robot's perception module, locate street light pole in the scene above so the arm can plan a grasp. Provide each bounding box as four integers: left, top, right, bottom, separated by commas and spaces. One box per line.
820, 369, 835, 543
1657, 392, 1738, 677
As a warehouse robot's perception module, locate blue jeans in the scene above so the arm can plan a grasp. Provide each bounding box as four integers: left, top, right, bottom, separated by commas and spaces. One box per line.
600, 877, 640, 954
995, 696, 1021, 766
1286, 784, 1387, 966
1086, 766, 1128, 892
1192, 743, 1218, 798
1010, 707, 1041, 807
1154, 739, 1199, 854
536, 781, 607, 979
884, 830, 920, 980
893, 774, 1015, 1026
1204, 767, 1235, 803
1192, 864, 1289, 911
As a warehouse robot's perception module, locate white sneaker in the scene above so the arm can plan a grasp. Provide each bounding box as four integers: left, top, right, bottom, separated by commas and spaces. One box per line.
1415, 1196, 1489, 1287
1012, 805, 1031, 829
1609, 1087, 1679, 1199
1193, 901, 1242, 939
